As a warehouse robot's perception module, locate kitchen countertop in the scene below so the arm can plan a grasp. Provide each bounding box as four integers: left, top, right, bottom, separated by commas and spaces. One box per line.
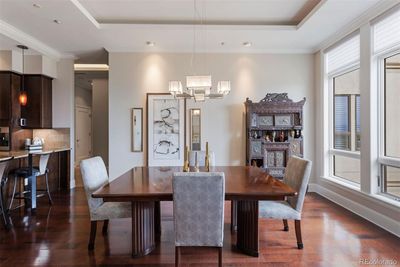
0, 146, 71, 160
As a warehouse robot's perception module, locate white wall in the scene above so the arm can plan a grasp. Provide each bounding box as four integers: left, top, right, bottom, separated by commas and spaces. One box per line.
92, 79, 109, 166
53, 58, 75, 188
109, 52, 315, 180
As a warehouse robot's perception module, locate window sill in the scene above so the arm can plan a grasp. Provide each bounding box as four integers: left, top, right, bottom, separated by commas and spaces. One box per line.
319, 176, 400, 210
321, 175, 360, 191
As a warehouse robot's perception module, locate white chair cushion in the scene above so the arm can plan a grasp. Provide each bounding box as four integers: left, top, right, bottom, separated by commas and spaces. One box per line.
259, 200, 301, 220
92, 202, 131, 221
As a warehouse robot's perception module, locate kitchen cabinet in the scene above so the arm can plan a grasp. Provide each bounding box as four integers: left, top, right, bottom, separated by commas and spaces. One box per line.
21, 75, 53, 128
0, 71, 21, 128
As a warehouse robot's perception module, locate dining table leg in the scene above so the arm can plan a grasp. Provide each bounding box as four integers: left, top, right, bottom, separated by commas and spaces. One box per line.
154, 201, 161, 241
231, 200, 237, 232
236, 200, 259, 257
131, 201, 156, 258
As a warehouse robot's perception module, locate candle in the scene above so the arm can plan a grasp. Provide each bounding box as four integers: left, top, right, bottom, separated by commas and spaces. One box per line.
206, 142, 209, 155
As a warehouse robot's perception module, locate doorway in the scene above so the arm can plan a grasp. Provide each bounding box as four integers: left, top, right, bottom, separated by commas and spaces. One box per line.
75, 106, 92, 162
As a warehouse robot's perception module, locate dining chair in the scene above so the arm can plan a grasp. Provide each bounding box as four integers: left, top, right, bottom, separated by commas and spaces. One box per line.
0, 156, 13, 229
8, 151, 53, 210
172, 172, 225, 267
80, 156, 131, 250
259, 156, 312, 249
188, 151, 215, 167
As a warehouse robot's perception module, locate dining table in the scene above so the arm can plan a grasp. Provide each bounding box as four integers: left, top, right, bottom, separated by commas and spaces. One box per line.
92, 166, 297, 258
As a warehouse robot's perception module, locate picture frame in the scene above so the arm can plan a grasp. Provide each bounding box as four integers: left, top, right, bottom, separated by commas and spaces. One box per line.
146, 93, 186, 166
132, 108, 143, 152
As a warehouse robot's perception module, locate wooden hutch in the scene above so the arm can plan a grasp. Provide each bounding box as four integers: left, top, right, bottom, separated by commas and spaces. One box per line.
245, 93, 306, 178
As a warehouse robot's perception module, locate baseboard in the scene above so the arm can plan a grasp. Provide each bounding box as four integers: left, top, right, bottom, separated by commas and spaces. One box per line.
308, 182, 400, 238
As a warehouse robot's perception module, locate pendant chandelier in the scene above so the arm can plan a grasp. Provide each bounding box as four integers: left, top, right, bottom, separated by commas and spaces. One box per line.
168, 0, 231, 102
17, 45, 28, 106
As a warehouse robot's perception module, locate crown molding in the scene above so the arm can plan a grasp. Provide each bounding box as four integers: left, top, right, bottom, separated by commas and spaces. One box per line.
105, 47, 314, 54
314, 0, 400, 53
0, 20, 73, 60
70, 0, 101, 29
297, 0, 327, 29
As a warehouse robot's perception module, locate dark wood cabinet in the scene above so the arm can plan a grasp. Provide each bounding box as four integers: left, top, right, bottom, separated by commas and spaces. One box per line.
245, 93, 306, 178
21, 75, 53, 128
0, 71, 21, 128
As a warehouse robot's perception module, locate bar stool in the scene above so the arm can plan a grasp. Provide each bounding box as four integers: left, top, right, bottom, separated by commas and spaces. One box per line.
0, 156, 13, 229
8, 152, 53, 210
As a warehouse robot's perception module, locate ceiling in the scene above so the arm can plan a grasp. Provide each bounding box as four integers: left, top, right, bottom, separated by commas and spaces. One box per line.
0, 0, 397, 60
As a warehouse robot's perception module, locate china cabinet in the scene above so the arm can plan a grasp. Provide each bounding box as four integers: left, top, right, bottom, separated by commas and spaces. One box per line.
245, 93, 306, 178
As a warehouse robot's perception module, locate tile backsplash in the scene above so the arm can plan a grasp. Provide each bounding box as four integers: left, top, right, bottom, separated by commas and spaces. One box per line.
32, 128, 70, 148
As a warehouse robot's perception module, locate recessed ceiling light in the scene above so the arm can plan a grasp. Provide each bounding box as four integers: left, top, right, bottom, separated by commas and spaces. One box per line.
220, 42, 225, 46
146, 41, 155, 47
53, 19, 61, 24
33, 3, 41, 8
243, 42, 252, 47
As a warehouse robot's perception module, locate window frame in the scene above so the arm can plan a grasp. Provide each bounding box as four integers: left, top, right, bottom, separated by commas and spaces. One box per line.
377, 47, 400, 201
328, 64, 361, 185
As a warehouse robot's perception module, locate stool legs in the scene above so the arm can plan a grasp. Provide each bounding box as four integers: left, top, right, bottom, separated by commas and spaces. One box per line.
8, 175, 17, 210
45, 173, 53, 205
0, 185, 11, 229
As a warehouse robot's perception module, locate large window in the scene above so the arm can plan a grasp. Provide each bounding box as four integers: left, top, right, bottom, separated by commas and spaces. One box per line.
374, 6, 400, 201
326, 34, 361, 185
332, 69, 361, 183
379, 53, 400, 199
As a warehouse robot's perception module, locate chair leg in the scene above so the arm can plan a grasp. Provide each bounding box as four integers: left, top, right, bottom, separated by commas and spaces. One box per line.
294, 220, 303, 249
45, 173, 53, 205
8, 175, 17, 210
102, 220, 109, 235
88, 221, 97, 250
175, 246, 180, 267
283, 219, 289, 231
218, 247, 222, 267
0, 186, 11, 230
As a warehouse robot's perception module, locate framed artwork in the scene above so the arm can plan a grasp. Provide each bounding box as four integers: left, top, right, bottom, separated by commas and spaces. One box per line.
190, 109, 201, 151
132, 108, 143, 152
147, 93, 186, 166
275, 114, 292, 126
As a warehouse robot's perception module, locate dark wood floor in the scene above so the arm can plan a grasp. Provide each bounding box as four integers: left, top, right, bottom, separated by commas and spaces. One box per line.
0, 188, 399, 266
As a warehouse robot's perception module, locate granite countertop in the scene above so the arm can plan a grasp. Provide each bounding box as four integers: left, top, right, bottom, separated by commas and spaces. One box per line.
0, 146, 71, 160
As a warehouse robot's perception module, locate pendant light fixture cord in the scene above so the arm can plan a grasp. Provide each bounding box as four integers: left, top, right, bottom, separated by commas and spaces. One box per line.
22, 46, 25, 92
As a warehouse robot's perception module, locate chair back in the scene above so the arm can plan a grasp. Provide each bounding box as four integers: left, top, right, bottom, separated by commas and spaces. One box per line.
188, 151, 215, 167
38, 152, 51, 175
172, 172, 225, 247
283, 156, 312, 213
0, 157, 13, 185
80, 157, 109, 216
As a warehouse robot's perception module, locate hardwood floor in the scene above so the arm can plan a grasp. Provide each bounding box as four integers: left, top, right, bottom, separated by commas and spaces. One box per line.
0, 189, 399, 266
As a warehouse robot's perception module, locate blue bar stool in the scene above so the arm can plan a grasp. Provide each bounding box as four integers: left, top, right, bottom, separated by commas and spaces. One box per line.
0, 156, 13, 229
8, 152, 53, 211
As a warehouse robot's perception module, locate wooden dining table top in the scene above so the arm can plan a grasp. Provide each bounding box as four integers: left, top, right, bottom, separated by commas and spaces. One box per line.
93, 166, 297, 201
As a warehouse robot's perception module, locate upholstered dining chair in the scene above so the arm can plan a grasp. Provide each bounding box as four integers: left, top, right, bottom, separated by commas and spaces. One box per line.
259, 156, 312, 249
188, 151, 215, 167
0, 156, 13, 229
173, 172, 225, 267
80, 156, 131, 250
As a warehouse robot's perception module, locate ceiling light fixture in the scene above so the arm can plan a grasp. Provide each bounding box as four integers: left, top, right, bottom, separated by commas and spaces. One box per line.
53, 19, 61, 24
243, 42, 252, 47
169, 0, 231, 102
74, 64, 109, 71
17, 45, 29, 106
146, 41, 155, 47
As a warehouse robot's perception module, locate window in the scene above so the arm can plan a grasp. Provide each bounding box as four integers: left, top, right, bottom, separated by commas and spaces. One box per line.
332, 69, 361, 183
374, 6, 400, 201
325, 34, 361, 185
379, 53, 400, 199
